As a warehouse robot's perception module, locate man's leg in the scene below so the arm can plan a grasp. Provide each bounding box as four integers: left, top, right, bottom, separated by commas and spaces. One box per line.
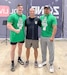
47, 39, 54, 65
10, 43, 16, 72
26, 48, 30, 61
24, 48, 30, 67
32, 40, 38, 67
34, 48, 38, 62
11, 45, 16, 61
47, 38, 54, 73
40, 37, 47, 62
18, 43, 23, 58
38, 37, 47, 68
18, 41, 24, 65
24, 39, 31, 67
34, 48, 38, 67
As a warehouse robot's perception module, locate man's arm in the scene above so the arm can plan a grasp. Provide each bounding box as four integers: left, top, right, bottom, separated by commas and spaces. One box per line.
38, 19, 41, 27
25, 20, 27, 27
7, 22, 20, 33
50, 25, 57, 41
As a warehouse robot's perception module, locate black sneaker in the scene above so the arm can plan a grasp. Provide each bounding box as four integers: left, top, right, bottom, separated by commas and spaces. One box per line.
34, 61, 38, 68
11, 64, 15, 72
18, 59, 24, 65
24, 61, 29, 67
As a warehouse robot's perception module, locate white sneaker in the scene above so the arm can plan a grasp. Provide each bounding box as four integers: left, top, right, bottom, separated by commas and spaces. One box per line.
38, 61, 46, 68
49, 65, 54, 73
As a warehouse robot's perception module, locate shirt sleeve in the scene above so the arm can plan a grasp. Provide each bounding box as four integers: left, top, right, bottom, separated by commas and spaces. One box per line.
25, 19, 27, 27
23, 15, 27, 26
24, 15, 27, 21
40, 16, 42, 21
7, 15, 14, 25
38, 19, 41, 27
52, 16, 57, 26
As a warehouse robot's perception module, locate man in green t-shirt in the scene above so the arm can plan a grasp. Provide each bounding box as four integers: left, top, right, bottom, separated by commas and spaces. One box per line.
7, 4, 26, 72
38, 5, 57, 73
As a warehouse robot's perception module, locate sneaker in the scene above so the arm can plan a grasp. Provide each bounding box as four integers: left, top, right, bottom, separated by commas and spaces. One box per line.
49, 64, 54, 73
18, 59, 24, 65
34, 61, 38, 68
11, 64, 15, 72
24, 61, 29, 67
38, 61, 46, 68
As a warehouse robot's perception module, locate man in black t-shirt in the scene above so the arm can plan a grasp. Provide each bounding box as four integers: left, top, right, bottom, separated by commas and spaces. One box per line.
24, 8, 41, 67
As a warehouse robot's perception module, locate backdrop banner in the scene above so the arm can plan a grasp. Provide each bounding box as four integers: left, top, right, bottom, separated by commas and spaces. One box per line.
28, 0, 62, 38
0, 0, 27, 38
0, 0, 62, 38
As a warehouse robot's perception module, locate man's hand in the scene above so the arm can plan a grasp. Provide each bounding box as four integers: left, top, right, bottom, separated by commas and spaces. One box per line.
50, 37, 54, 42
15, 29, 20, 34
50, 25, 57, 42
7, 23, 20, 34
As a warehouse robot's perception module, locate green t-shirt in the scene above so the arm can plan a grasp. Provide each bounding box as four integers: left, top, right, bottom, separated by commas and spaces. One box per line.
7, 13, 26, 42
40, 14, 57, 37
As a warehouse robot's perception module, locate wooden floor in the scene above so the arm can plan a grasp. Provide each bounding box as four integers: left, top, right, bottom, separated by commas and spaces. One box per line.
0, 40, 67, 75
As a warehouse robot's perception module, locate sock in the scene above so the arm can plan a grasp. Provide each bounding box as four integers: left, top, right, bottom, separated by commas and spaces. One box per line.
18, 57, 21, 60
35, 61, 37, 63
50, 64, 53, 66
11, 60, 14, 66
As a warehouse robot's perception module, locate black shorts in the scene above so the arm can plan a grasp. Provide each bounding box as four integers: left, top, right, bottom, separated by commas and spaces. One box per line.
10, 41, 24, 45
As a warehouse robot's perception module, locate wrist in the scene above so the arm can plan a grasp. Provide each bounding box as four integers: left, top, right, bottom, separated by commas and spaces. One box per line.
13, 29, 16, 32
51, 36, 54, 38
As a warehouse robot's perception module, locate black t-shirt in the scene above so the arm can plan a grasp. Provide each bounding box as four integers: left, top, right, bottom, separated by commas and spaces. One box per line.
25, 17, 41, 40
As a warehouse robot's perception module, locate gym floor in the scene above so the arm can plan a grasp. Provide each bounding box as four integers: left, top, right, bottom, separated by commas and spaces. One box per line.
0, 40, 67, 75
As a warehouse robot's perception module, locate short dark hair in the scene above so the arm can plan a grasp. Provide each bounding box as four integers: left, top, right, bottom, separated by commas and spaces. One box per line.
44, 5, 50, 9
17, 4, 23, 7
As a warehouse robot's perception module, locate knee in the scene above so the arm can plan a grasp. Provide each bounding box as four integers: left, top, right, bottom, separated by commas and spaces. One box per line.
34, 49, 38, 52
27, 48, 30, 51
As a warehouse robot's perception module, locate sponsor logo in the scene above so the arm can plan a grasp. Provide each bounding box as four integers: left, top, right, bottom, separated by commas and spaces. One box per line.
0, 6, 10, 17
32, 6, 60, 19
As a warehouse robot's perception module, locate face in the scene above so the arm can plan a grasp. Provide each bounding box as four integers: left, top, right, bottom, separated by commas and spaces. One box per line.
17, 6, 23, 15
44, 8, 50, 14
29, 8, 35, 17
